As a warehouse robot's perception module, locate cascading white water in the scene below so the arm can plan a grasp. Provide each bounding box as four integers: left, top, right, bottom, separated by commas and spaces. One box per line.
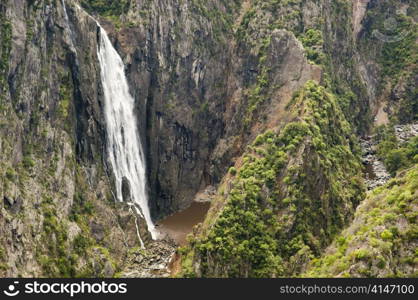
97, 27, 158, 239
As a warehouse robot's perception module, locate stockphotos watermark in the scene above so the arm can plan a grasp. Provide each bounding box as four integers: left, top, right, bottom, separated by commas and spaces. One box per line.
372, 6, 411, 43
2, 281, 127, 297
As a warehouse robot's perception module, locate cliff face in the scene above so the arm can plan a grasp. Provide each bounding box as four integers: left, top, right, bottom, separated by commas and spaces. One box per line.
110, 0, 236, 218
0, 0, 416, 278
356, 0, 417, 125
89, 0, 327, 219
172, 0, 417, 277
0, 0, 152, 277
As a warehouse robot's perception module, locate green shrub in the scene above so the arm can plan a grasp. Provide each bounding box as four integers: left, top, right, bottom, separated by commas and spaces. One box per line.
377, 129, 418, 175
5, 167, 16, 181
22, 156, 35, 169
80, 0, 130, 17
73, 234, 93, 255
0, 246, 5, 261
354, 249, 370, 260
229, 167, 237, 176
380, 230, 393, 241
298, 29, 324, 64
384, 149, 408, 175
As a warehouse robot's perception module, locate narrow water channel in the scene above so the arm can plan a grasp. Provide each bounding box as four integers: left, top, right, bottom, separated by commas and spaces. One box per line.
157, 202, 211, 246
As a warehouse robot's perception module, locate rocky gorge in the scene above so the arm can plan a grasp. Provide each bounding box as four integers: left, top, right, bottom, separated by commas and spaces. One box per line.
361, 123, 418, 190
0, 0, 417, 278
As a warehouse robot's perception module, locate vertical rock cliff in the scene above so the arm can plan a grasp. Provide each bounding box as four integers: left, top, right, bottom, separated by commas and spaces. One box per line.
0, 0, 416, 277
0, 0, 153, 277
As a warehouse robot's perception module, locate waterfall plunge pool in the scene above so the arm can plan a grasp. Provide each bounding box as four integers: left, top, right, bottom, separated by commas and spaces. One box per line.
157, 202, 211, 246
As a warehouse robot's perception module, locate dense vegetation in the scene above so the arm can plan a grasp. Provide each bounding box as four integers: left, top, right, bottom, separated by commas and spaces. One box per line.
305, 164, 418, 277
375, 126, 418, 176
37, 167, 116, 278
180, 81, 365, 277
299, 28, 324, 65
80, 0, 131, 17
360, 0, 418, 123
0, 1, 12, 107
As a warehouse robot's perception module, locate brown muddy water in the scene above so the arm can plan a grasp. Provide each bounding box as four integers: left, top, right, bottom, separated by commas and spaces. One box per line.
157, 202, 211, 246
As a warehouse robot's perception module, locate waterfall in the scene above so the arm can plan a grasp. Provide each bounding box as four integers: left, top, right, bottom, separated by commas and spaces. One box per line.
97, 27, 158, 239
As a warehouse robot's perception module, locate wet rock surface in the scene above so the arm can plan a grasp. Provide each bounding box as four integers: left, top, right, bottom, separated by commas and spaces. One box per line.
120, 239, 176, 278
361, 123, 418, 190
194, 186, 217, 203
360, 138, 391, 190
394, 123, 418, 143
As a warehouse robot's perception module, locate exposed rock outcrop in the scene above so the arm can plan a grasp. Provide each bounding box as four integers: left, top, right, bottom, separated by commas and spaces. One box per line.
360, 138, 391, 190
0, 0, 416, 278
395, 123, 418, 143
120, 239, 176, 278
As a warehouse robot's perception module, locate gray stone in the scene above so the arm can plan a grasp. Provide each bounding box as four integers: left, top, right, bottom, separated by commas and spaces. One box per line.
121, 177, 132, 202
4, 196, 14, 207
90, 221, 105, 242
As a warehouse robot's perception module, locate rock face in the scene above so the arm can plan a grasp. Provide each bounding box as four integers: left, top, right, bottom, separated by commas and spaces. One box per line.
0, 0, 416, 277
121, 177, 132, 202
395, 123, 418, 143
353, 0, 370, 37
97, 0, 325, 219
120, 239, 176, 278
360, 122, 418, 190
93, 0, 234, 218
0, 0, 151, 277
360, 138, 391, 190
